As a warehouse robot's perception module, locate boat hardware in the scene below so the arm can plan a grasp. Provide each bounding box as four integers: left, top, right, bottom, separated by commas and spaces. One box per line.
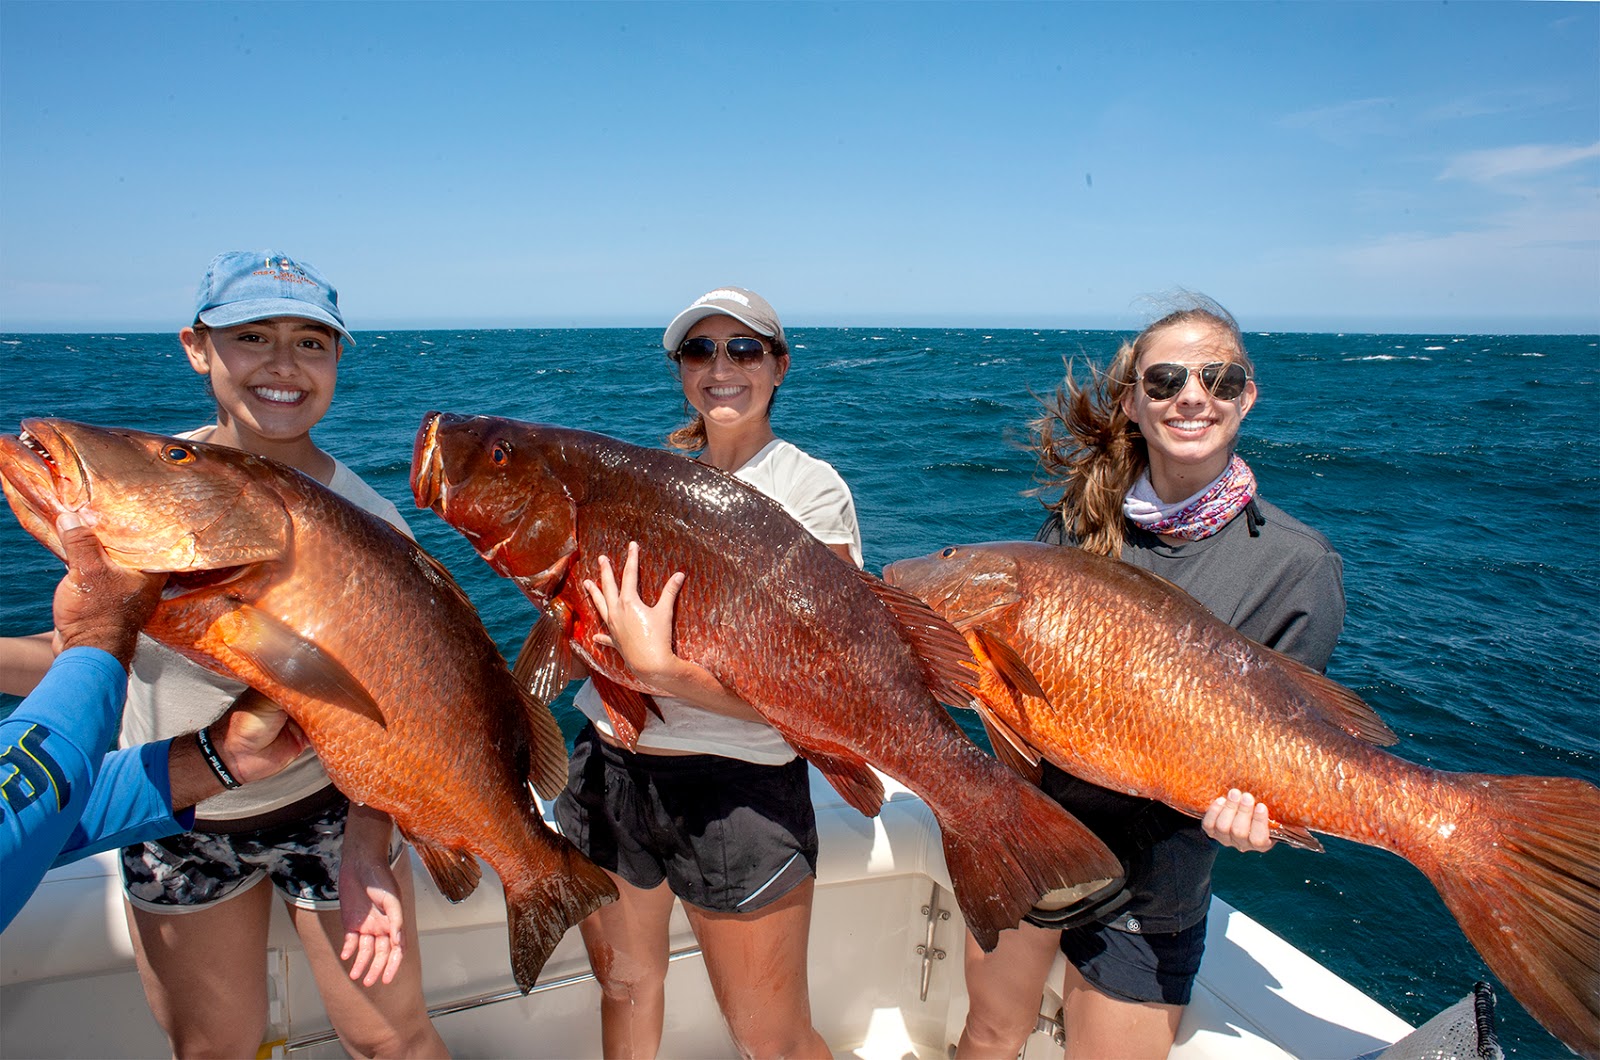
916, 882, 951, 1001
267, 944, 705, 1054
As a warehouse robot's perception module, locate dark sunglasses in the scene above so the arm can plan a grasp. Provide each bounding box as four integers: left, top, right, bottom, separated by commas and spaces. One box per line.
671, 336, 769, 369
1139, 361, 1251, 401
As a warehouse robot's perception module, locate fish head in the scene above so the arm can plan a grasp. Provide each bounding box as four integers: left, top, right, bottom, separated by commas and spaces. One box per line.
0, 418, 292, 573
411, 411, 578, 598
882, 542, 1029, 629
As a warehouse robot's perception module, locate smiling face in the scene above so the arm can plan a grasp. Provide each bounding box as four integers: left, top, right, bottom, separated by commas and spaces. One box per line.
678, 313, 788, 443
181, 316, 342, 457
1120, 320, 1257, 501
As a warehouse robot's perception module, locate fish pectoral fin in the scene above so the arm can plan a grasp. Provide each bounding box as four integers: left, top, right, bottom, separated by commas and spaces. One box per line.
223, 605, 387, 729
970, 628, 1050, 702
856, 569, 985, 707
513, 602, 580, 705
405, 831, 483, 902
587, 670, 652, 749
978, 709, 1044, 786
806, 749, 885, 818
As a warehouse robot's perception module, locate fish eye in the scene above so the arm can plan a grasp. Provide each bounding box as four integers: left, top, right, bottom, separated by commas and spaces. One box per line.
491, 441, 513, 465
162, 445, 196, 464
941, 546, 957, 558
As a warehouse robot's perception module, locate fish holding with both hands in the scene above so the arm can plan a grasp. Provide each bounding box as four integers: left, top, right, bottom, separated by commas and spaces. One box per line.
410, 412, 1126, 948
883, 540, 1600, 1059
0, 419, 616, 991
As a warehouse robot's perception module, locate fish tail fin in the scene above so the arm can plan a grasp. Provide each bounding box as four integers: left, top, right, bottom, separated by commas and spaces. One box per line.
504, 838, 619, 993
928, 764, 1124, 951
1427, 774, 1600, 1058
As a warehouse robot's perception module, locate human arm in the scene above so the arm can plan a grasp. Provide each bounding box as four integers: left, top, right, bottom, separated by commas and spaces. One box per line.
0, 633, 55, 697
582, 542, 765, 723
337, 803, 406, 986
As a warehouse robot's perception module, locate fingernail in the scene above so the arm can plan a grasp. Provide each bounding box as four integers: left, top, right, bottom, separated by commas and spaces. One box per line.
57, 511, 83, 531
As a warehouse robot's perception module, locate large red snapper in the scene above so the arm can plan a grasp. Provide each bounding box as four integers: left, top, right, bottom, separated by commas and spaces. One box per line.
410, 412, 1126, 948
0, 419, 616, 991
883, 540, 1600, 1059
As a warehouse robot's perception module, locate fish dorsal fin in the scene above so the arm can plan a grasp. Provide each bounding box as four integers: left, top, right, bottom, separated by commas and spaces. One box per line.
513, 601, 581, 705
856, 569, 982, 707
220, 605, 387, 729
1279, 655, 1398, 746
978, 711, 1044, 787
969, 627, 1050, 702
513, 681, 569, 801
586, 670, 659, 749
404, 830, 482, 902
806, 749, 886, 818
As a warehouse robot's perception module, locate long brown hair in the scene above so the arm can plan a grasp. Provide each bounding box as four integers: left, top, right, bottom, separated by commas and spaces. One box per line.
666, 330, 791, 453
1032, 295, 1252, 556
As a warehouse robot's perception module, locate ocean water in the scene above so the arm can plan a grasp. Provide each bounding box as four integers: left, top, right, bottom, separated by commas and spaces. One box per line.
2, 327, 1597, 1057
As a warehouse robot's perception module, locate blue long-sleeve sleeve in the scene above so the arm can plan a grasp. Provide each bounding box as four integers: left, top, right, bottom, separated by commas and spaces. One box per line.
1, 647, 187, 931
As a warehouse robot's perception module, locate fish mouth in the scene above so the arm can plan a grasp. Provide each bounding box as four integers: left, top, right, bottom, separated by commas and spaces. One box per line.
411, 411, 444, 510
0, 419, 89, 517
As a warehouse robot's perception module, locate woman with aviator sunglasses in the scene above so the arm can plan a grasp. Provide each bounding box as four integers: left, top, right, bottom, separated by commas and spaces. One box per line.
554, 287, 860, 1059
956, 295, 1346, 1060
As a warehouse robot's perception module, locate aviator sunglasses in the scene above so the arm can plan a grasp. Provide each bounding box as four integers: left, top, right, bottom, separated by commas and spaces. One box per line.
672, 336, 770, 369
1139, 361, 1252, 401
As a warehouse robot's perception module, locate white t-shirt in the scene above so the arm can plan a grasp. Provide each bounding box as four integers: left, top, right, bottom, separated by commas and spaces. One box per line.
574, 439, 862, 763
118, 430, 413, 822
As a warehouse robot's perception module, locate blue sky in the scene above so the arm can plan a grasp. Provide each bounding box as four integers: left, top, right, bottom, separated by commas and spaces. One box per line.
1, 1, 1595, 334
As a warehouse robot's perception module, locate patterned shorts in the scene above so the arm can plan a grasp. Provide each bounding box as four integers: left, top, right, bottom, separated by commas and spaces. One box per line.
121, 797, 402, 913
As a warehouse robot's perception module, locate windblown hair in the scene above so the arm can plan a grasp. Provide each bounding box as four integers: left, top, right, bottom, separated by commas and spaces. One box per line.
666, 330, 791, 453
1031, 294, 1252, 556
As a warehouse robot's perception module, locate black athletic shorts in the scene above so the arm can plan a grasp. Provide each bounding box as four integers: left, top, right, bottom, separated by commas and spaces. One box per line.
554, 723, 818, 914
1060, 917, 1208, 1006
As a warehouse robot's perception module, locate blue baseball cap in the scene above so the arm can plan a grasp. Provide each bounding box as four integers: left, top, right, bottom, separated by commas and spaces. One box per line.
193, 251, 354, 346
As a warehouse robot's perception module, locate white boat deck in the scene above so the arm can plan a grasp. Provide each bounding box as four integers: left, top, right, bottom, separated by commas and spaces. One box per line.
0, 773, 1412, 1059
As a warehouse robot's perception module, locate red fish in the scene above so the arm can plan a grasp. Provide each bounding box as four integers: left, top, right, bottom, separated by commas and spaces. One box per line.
883, 540, 1600, 1059
410, 412, 1126, 948
0, 419, 616, 991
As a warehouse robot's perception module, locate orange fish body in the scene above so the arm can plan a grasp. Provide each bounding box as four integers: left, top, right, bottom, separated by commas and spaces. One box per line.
884, 540, 1600, 1059
411, 413, 1125, 948
0, 419, 615, 991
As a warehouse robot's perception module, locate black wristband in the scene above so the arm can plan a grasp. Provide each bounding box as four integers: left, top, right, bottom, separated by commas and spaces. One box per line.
195, 726, 242, 790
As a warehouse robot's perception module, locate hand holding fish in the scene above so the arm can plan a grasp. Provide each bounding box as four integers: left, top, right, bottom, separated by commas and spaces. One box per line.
338, 805, 406, 987
1201, 789, 1276, 853
50, 511, 166, 666
583, 543, 764, 723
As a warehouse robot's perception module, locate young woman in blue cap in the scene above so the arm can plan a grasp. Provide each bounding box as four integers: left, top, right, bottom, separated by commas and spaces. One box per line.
2, 252, 448, 1058
554, 286, 861, 1059
957, 295, 1344, 1060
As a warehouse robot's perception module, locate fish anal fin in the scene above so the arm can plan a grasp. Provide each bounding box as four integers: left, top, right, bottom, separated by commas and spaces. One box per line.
806, 749, 886, 818
221, 605, 386, 729
1269, 823, 1324, 852
587, 670, 653, 749
405, 831, 482, 902
969, 628, 1049, 702
513, 601, 579, 705
856, 569, 984, 707
978, 712, 1044, 787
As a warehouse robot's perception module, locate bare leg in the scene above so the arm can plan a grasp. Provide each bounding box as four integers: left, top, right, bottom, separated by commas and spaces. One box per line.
955, 922, 1060, 1059
1059, 959, 1182, 1060
686, 878, 829, 1060
124, 882, 274, 1058
577, 869, 677, 1059
290, 854, 448, 1058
